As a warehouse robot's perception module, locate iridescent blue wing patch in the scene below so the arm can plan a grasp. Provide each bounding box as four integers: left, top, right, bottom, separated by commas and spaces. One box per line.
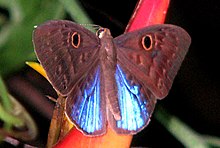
65, 66, 106, 136
108, 65, 156, 134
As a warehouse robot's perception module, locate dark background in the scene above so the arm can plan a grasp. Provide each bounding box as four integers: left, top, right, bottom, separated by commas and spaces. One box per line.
1, 0, 220, 147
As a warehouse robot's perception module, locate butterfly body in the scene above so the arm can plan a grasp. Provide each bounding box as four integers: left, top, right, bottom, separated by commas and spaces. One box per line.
97, 28, 122, 121
33, 20, 191, 136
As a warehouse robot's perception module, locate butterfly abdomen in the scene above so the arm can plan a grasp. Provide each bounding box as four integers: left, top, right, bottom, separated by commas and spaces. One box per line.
98, 28, 122, 121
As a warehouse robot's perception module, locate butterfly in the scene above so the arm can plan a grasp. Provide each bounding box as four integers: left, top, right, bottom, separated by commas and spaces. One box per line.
33, 20, 191, 136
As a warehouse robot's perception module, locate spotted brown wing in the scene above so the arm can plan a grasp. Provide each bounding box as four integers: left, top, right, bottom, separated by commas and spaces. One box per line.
33, 20, 100, 95
115, 24, 191, 99
33, 20, 107, 135
108, 24, 191, 134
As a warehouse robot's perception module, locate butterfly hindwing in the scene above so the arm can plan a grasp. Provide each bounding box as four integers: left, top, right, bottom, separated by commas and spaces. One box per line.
66, 66, 106, 135
33, 20, 100, 95
114, 24, 191, 99
108, 64, 156, 134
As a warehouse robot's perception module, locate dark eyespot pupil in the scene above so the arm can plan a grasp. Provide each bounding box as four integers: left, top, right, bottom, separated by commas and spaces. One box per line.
141, 35, 152, 51
144, 36, 151, 49
71, 32, 80, 48
73, 34, 79, 46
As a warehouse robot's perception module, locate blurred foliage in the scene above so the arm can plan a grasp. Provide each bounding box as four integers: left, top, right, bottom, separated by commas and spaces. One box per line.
0, 0, 94, 76
0, 0, 65, 76
0, 76, 37, 141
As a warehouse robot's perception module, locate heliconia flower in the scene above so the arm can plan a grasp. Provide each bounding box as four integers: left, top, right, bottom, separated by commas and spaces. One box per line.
26, 62, 48, 79
54, 127, 132, 148
125, 0, 169, 32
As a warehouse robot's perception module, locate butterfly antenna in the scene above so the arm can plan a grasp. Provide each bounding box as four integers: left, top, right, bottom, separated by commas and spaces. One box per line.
80, 24, 102, 32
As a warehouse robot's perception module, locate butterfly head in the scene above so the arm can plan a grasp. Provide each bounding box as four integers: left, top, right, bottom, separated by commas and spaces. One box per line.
96, 28, 111, 39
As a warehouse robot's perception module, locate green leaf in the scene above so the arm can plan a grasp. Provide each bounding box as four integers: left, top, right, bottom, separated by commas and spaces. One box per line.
155, 106, 219, 148
0, 0, 65, 76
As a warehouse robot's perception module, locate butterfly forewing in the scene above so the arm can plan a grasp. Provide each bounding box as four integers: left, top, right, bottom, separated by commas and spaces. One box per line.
114, 24, 191, 99
33, 20, 100, 95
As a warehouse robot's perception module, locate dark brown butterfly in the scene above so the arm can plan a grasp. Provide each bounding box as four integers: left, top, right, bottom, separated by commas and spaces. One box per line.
33, 20, 191, 136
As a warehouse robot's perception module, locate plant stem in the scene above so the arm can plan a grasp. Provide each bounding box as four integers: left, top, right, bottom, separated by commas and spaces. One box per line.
59, 0, 93, 24
155, 106, 209, 148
